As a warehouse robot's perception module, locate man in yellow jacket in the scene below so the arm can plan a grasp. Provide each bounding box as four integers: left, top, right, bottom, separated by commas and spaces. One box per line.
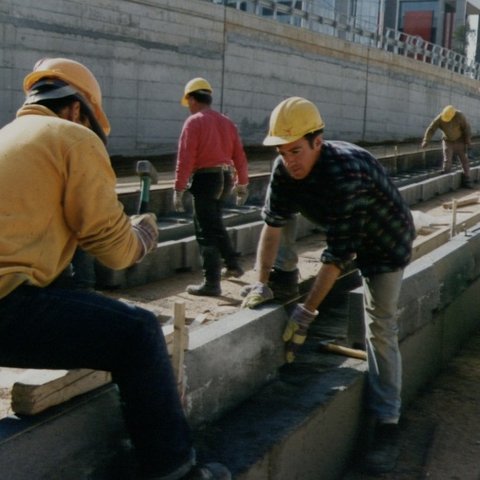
0, 58, 230, 480
422, 105, 473, 188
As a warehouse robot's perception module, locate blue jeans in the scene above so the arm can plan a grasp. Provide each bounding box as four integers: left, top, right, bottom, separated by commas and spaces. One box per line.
363, 269, 404, 423
0, 284, 193, 478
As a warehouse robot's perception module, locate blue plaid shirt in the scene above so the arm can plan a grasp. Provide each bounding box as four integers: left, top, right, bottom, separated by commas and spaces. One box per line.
262, 141, 415, 276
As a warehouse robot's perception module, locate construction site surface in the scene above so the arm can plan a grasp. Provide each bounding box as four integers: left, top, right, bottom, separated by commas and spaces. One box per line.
2, 151, 480, 479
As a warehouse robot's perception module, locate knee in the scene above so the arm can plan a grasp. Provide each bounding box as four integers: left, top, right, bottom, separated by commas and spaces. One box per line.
129, 308, 162, 350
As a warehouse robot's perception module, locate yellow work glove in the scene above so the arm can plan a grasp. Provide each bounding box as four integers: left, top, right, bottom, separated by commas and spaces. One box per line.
240, 282, 274, 308
283, 303, 318, 363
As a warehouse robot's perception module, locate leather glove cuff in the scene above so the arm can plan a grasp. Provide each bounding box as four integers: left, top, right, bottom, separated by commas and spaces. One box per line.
234, 184, 249, 207
291, 304, 319, 332
131, 213, 158, 262
241, 282, 273, 308
174, 190, 185, 212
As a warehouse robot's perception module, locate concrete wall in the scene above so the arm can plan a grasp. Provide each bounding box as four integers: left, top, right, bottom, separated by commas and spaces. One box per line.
1, 0, 480, 157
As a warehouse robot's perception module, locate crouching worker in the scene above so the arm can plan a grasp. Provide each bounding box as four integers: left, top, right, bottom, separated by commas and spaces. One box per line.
242, 97, 415, 475
0, 58, 230, 480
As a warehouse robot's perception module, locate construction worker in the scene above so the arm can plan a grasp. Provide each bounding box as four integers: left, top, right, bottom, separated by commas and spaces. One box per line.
174, 77, 249, 296
0, 58, 230, 480
242, 97, 415, 475
422, 105, 473, 188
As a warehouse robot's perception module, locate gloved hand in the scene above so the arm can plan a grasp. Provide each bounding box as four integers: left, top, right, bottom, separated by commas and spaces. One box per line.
283, 303, 318, 363
173, 190, 185, 213
131, 213, 158, 261
234, 184, 249, 207
241, 282, 273, 308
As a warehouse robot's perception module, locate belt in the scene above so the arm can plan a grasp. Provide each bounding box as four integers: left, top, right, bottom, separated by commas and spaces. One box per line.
194, 165, 233, 174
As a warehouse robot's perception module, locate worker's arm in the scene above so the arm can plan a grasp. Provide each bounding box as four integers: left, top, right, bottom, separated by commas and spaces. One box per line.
256, 224, 282, 283
282, 262, 342, 362
422, 117, 440, 147
303, 262, 342, 312
241, 224, 282, 308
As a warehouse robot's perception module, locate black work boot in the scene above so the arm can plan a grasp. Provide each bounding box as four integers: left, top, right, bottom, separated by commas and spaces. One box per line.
146, 462, 231, 480
461, 174, 473, 189
187, 246, 221, 296
363, 423, 400, 474
182, 463, 231, 479
221, 257, 244, 278
187, 282, 221, 296
219, 241, 244, 278
268, 268, 299, 301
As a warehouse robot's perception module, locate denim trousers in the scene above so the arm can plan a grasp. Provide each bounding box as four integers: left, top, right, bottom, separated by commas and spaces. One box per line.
0, 284, 193, 478
363, 269, 404, 423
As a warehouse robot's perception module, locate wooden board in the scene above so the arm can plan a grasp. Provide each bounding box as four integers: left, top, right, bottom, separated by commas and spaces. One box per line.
11, 369, 111, 415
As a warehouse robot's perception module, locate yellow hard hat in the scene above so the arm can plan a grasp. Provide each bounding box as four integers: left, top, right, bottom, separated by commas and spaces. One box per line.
181, 77, 212, 106
23, 58, 110, 136
440, 105, 456, 122
263, 97, 325, 146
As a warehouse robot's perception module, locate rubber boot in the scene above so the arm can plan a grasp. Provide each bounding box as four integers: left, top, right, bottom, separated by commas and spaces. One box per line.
268, 268, 299, 301
461, 173, 473, 189
187, 246, 222, 296
218, 235, 244, 278
222, 253, 244, 278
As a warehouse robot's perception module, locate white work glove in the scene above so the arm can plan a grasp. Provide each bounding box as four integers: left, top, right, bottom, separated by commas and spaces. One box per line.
131, 213, 158, 261
173, 190, 185, 213
234, 184, 249, 207
241, 282, 274, 309
283, 303, 318, 363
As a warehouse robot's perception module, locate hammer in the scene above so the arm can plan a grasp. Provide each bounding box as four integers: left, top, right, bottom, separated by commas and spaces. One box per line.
136, 160, 159, 214
318, 340, 367, 360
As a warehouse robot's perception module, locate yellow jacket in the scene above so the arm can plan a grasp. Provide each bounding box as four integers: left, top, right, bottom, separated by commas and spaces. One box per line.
423, 111, 472, 144
0, 105, 140, 298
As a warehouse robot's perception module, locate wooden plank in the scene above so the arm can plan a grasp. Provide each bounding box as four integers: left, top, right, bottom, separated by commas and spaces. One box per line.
411, 209, 480, 261
172, 302, 187, 400
443, 195, 479, 209
163, 323, 189, 356
11, 369, 111, 415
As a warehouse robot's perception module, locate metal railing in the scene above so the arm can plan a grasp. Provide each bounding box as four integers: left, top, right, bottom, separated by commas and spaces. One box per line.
210, 0, 480, 80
